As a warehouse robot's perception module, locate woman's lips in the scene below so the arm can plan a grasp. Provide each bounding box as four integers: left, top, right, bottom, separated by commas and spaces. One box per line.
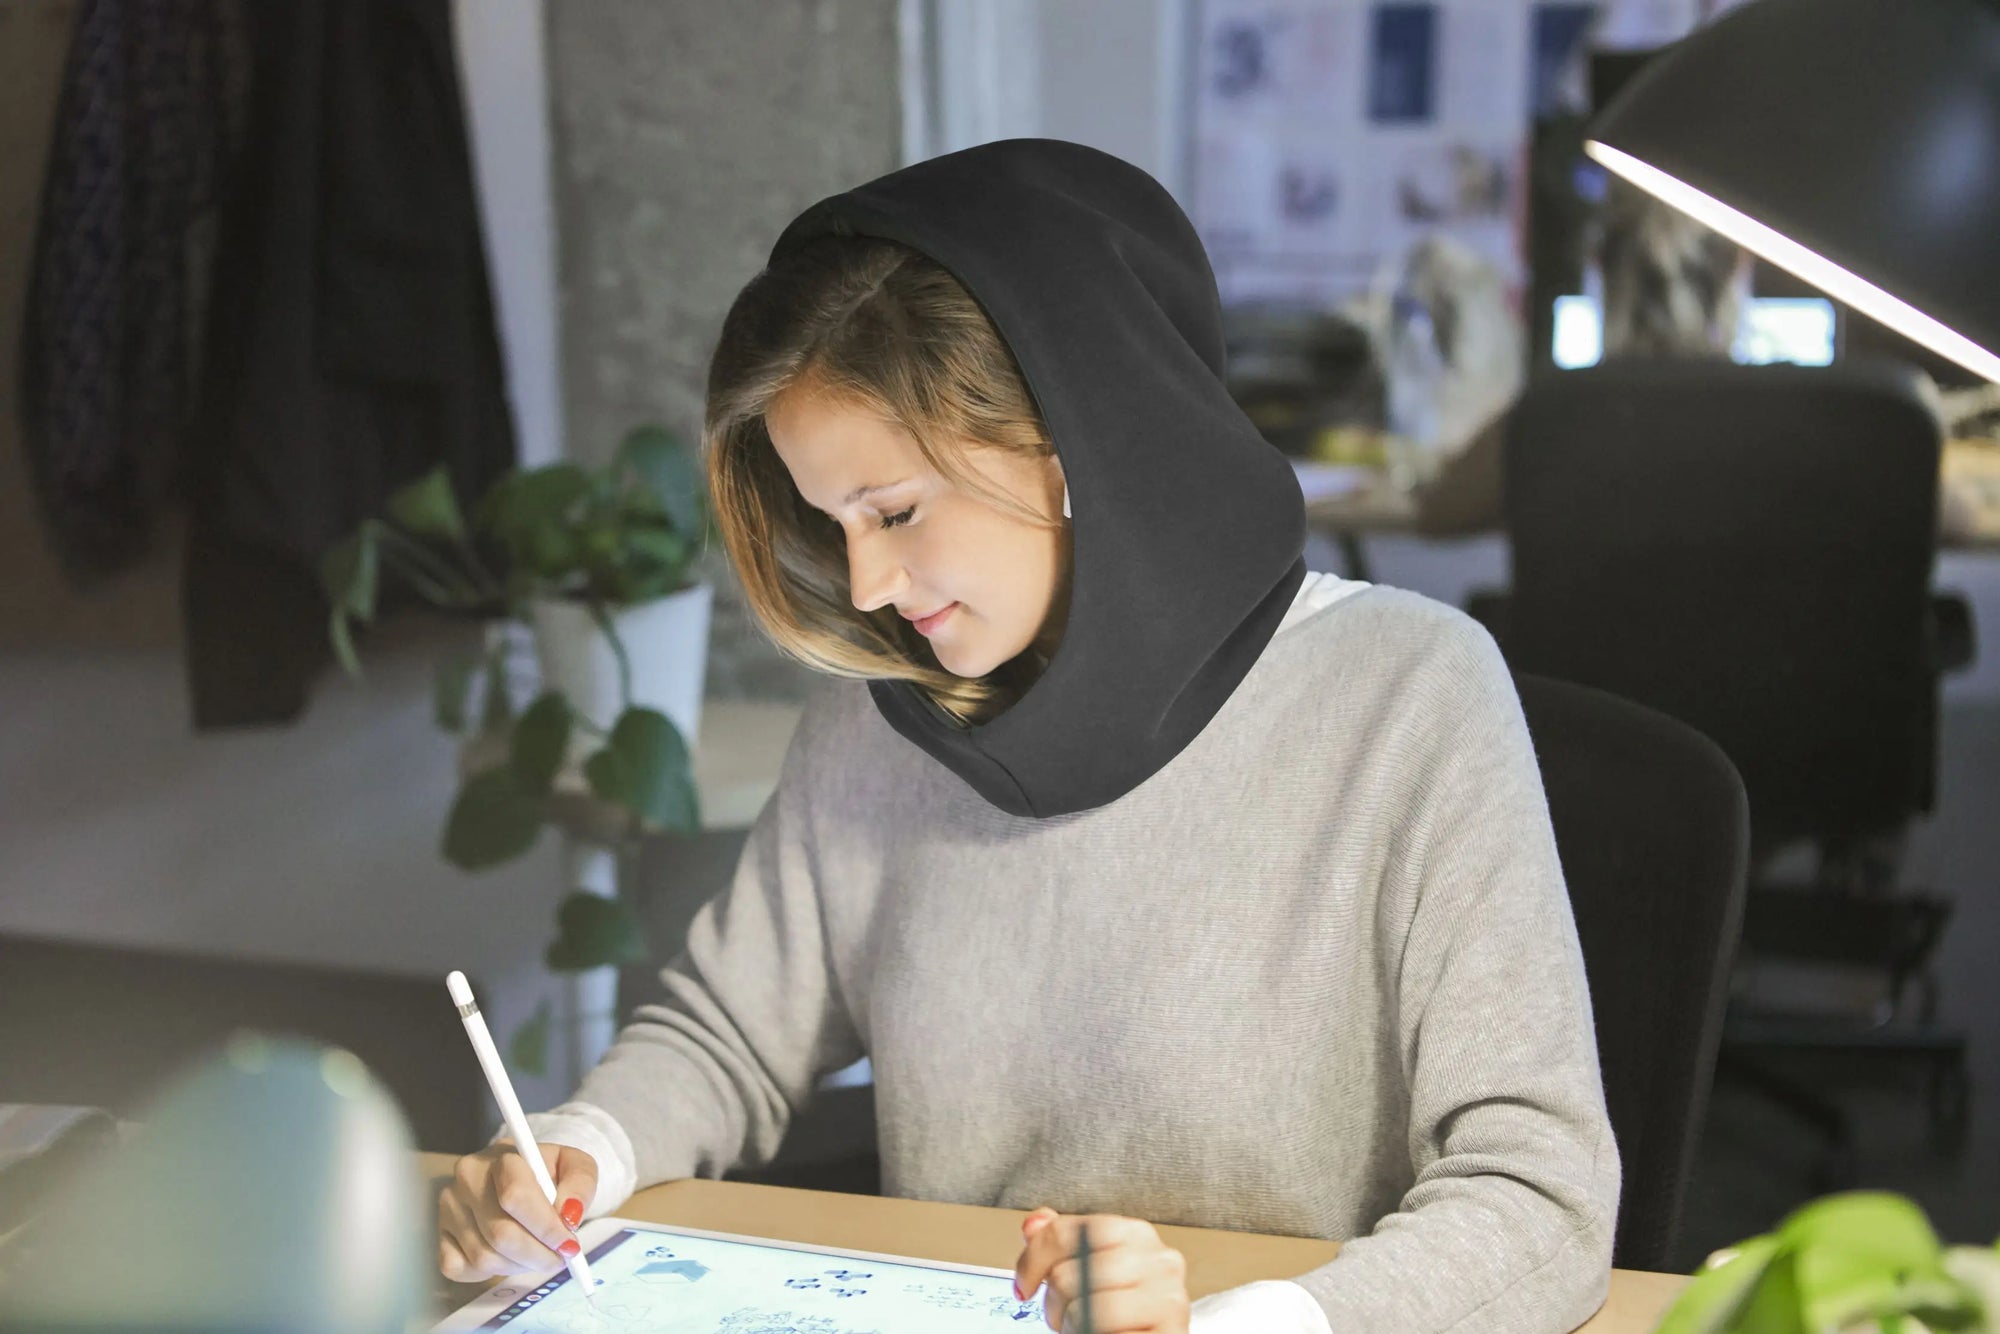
911, 603, 958, 636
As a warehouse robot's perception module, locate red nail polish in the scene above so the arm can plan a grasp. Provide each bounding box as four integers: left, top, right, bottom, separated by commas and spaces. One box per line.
559, 1238, 580, 1258
559, 1198, 583, 1230
1013, 1278, 1025, 1301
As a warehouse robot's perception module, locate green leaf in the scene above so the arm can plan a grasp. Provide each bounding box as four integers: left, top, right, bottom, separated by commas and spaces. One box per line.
433, 652, 483, 732
625, 524, 689, 574
330, 610, 363, 680
1797, 1256, 1970, 1334
618, 425, 705, 537
544, 891, 649, 972
508, 998, 552, 1079
319, 521, 382, 619
442, 768, 544, 869
584, 707, 699, 833
582, 524, 620, 566
1733, 1250, 1806, 1334
511, 692, 573, 794
1767, 1196, 1989, 1334
1779, 1193, 1941, 1266
480, 464, 590, 544
583, 746, 630, 811
386, 465, 467, 543
1656, 1236, 1784, 1334
526, 523, 582, 579
1943, 1246, 2000, 1327
1884, 1272, 1982, 1330
611, 570, 677, 606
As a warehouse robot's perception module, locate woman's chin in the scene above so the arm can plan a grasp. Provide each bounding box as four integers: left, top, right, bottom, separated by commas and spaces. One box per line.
933, 647, 988, 679
931, 636, 1002, 680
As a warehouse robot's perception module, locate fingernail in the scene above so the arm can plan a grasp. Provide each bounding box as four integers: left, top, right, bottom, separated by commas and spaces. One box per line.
559, 1239, 580, 1258
559, 1198, 583, 1230
1013, 1277, 1025, 1301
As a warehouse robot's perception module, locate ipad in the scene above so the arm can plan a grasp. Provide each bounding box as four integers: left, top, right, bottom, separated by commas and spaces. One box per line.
431, 1215, 1047, 1331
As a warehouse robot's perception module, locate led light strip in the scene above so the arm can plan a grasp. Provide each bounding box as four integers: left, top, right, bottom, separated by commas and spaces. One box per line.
1585, 139, 2000, 384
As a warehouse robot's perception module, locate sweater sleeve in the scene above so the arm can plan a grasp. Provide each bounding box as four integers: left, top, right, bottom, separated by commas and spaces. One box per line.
559, 689, 865, 1192
1292, 618, 1621, 1333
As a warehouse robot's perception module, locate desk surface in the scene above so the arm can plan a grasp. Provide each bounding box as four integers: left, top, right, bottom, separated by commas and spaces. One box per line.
419, 1153, 1685, 1332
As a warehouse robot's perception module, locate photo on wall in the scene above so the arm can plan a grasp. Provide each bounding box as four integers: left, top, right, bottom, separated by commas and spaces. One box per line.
1368, 3, 1439, 123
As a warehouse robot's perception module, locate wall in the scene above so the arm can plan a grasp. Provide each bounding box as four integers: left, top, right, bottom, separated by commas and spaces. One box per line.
454, 0, 564, 470
1036, 0, 1194, 205
544, 0, 905, 701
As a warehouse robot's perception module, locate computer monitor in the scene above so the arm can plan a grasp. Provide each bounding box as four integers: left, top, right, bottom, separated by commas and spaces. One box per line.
1551, 293, 1839, 370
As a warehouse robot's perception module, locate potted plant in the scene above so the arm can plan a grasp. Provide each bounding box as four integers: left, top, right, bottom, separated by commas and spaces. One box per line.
320, 425, 712, 1072
1656, 1192, 2000, 1334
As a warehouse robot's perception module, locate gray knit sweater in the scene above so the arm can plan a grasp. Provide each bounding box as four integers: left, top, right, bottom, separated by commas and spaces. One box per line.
545, 581, 1620, 1332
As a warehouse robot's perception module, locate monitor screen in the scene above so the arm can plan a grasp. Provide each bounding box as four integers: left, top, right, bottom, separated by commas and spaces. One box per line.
1552, 294, 1838, 370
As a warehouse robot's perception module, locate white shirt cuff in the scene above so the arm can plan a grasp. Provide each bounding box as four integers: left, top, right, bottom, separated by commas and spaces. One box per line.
488, 1102, 639, 1220
1190, 1279, 1333, 1334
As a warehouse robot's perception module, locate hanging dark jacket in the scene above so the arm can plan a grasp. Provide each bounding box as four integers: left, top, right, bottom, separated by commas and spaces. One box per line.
19, 0, 239, 582
183, 0, 515, 727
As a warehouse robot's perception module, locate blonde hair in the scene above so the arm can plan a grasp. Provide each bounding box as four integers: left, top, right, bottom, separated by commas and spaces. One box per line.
704, 232, 1061, 726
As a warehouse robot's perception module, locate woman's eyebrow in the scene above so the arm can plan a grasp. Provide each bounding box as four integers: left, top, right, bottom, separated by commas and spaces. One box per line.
806, 478, 916, 519
842, 478, 913, 504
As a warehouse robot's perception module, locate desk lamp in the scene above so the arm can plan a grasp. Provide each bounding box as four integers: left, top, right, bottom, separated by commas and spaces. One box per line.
1584, 0, 2000, 385
0, 1034, 426, 1333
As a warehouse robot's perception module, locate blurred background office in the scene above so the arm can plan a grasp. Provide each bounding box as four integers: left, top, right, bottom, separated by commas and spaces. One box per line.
2, 0, 1996, 1278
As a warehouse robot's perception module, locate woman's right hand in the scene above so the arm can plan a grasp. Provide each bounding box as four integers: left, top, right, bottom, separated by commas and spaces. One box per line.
437, 1140, 599, 1282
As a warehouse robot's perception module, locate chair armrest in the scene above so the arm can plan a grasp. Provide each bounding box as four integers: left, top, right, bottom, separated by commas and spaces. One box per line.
1465, 587, 1512, 646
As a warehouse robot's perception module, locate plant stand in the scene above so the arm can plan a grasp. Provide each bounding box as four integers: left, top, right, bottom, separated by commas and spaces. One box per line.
555, 835, 621, 1087
533, 583, 711, 1085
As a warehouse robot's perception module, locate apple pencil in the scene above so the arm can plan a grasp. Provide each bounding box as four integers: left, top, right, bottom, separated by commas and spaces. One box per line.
1076, 1223, 1096, 1334
445, 970, 602, 1313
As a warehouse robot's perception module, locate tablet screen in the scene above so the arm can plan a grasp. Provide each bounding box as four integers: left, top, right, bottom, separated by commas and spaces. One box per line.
473, 1224, 1045, 1331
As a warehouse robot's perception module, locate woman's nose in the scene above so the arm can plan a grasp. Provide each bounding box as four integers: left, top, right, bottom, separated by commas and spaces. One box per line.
848, 539, 910, 613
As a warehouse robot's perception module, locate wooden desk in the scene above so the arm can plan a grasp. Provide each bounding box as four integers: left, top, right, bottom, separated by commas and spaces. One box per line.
419, 1153, 1686, 1331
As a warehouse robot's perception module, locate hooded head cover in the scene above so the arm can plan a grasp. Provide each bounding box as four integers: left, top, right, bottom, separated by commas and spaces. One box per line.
769, 138, 1306, 818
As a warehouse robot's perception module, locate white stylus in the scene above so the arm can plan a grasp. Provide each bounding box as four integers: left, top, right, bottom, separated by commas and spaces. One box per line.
446, 970, 602, 1312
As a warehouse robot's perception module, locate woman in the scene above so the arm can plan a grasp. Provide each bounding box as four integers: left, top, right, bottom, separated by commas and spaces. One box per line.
439, 138, 1619, 1334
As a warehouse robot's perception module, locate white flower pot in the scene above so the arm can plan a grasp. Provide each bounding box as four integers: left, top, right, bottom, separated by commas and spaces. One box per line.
529, 581, 713, 755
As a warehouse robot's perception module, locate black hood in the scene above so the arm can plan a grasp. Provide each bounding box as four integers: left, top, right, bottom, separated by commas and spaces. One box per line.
769, 138, 1306, 818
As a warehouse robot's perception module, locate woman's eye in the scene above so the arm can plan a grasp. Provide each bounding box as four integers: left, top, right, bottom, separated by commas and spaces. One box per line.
878, 507, 916, 530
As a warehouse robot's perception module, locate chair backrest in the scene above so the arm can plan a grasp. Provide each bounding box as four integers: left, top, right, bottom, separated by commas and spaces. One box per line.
1502, 359, 1942, 842
1515, 673, 1749, 1271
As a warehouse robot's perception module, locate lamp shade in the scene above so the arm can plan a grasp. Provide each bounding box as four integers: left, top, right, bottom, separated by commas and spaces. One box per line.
1585, 0, 2000, 384
0, 1035, 426, 1333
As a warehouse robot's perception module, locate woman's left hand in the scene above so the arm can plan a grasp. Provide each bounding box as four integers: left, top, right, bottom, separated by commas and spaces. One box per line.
1012, 1205, 1191, 1334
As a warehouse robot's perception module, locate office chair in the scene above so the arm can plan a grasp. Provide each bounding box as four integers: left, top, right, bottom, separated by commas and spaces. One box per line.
1515, 673, 1749, 1271
1484, 357, 1975, 1188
